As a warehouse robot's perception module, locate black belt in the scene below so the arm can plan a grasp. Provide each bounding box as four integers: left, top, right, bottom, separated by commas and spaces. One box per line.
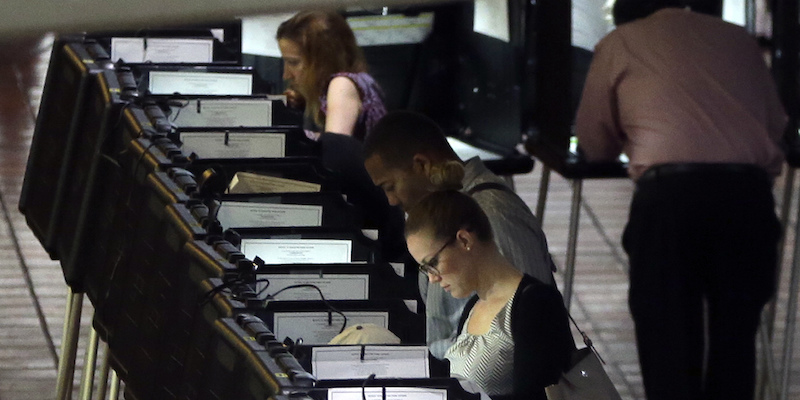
638, 163, 771, 184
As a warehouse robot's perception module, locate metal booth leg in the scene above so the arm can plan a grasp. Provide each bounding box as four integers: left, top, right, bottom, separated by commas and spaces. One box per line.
96, 341, 111, 400
563, 179, 583, 311
536, 165, 552, 224
78, 322, 100, 400
55, 287, 84, 400
108, 369, 121, 400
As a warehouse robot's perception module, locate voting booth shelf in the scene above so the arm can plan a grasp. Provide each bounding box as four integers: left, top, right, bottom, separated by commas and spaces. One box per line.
19, 37, 112, 258
525, 140, 628, 180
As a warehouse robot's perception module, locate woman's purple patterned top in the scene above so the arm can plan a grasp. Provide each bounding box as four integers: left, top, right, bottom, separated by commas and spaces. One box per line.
320, 72, 387, 141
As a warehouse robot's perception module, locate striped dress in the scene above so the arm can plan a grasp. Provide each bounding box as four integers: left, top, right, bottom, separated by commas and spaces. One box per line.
445, 293, 517, 397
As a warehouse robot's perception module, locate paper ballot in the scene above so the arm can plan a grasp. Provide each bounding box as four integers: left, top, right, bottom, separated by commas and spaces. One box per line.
273, 311, 389, 345
257, 274, 369, 301
329, 387, 446, 400
111, 37, 214, 63
148, 71, 252, 95
179, 131, 285, 159
170, 98, 273, 128
240, 239, 352, 264
216, 202, 323, 230
312, 346, 430, 379
227, 172, 321, 194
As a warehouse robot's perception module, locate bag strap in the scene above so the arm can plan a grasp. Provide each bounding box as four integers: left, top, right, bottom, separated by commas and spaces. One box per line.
456, 295, 480, 334
465, 182, 514, 196
566, 312, 606, 364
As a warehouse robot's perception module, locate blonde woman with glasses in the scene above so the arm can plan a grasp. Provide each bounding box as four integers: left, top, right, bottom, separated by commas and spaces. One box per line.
405, 190, 574, 400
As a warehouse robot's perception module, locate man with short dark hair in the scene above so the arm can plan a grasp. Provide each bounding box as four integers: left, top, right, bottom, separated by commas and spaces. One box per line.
575, 1, 786, 398
364, 110, 557, 359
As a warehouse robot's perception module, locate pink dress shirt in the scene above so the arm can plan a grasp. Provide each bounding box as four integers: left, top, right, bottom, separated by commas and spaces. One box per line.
575, 8, 786, 181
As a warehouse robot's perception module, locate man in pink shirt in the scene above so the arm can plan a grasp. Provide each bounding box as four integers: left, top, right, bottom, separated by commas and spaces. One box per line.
575, 0, 786, 398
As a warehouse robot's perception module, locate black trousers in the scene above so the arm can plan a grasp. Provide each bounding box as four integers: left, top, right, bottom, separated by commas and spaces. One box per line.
623, 164, 780, 400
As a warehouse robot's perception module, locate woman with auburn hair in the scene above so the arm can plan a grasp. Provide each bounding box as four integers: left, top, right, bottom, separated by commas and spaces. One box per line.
405, 190, 574, 400
276, 10, 386, 141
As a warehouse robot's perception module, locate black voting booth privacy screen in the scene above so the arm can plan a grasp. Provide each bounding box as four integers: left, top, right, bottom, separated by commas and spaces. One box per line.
81, 106, 189, 308
55, 69, 132, 291
521, 0, 628, 179
353, 2, 623, 179
359, 4, 526, 157
19, 38, 109, 258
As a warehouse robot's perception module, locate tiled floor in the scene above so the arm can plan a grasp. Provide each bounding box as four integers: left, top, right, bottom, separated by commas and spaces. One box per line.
0, 37, 798, 400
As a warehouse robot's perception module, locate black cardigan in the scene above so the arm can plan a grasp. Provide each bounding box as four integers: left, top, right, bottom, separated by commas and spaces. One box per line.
457, 275, 575, 400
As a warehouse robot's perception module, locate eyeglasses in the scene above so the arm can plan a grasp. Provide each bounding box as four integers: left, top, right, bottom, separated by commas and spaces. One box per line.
418, 235, 457, 276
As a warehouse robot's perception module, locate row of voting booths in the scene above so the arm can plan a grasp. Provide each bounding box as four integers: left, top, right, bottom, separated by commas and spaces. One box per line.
18, 0, 800, 399
19, 26, 468, 400
15, 3, 628, 400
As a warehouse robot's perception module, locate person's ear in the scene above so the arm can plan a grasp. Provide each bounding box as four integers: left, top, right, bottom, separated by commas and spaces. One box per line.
455, 229, 474, 252
412, 154, 433, 175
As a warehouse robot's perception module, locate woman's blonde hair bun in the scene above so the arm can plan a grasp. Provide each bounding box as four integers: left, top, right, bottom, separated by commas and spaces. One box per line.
428, 160, 465, 190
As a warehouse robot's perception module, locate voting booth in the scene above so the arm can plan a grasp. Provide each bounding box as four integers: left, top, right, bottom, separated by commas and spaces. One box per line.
19, 13, 578, 398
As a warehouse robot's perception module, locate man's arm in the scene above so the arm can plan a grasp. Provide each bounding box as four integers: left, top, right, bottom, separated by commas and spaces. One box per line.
575, 38, 626, 161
